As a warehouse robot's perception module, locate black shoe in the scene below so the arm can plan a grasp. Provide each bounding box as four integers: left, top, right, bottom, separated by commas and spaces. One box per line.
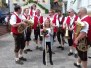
43, 61, 46, 65
36, 46, 39, 50
57, 46, 64, 50
50, 61, 53, 65
26, 49, 32, 52
68, 52, 73, 56
74, 63, 81, 68
38, 47, 43, 51
24, 50, 27, 54
88, 56, 91, 58
61, 47, 64, 50
74, 54, 78, 58
57, 46, 62, 48
15, 60, 23, 65
19, 57, 27, 61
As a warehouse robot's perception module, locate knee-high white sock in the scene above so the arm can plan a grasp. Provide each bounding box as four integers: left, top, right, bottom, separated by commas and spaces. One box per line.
15, 58, 19, 61
77, 61, 81, 65
19, 54, 23, 58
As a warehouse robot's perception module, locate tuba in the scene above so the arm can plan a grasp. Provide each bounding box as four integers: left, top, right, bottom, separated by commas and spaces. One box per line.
74, 20, 90, 52
18, 18, 34, 33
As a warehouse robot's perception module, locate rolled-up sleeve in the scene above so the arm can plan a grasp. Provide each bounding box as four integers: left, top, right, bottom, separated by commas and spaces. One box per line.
10, 15, 16, 25
80, 21, 89, 34
22, 15, 26, 20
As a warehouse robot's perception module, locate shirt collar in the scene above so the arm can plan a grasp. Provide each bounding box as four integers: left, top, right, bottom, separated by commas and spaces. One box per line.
81, 15, 88, 20
14, 12, 21, 16
69, 14, 76, 19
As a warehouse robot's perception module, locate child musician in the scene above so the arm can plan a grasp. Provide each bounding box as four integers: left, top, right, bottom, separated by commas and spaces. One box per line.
42, 19, 53, 65
22, 8, 32, 53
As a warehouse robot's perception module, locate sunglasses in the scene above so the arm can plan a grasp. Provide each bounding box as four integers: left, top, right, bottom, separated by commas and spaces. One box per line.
68, 12, 71, 13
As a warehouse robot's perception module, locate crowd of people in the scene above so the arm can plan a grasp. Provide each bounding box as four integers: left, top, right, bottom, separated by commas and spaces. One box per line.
9, 4, 91, 68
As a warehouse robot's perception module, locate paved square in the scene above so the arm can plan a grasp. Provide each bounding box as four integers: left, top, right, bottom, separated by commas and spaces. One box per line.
0, 33, 91, 68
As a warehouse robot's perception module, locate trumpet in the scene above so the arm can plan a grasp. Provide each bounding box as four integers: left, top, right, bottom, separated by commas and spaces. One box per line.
18, 19, 34, 33
64, 24, 70, 39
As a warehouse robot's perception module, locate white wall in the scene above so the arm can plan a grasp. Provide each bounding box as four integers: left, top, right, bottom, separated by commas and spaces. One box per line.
67, 0, 78, 12
38, 0, 50, 10
66, 0, 91, 13
9, 0, 14, 12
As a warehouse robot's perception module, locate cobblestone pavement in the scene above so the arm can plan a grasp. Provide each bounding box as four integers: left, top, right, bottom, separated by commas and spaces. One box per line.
0, 14, 91, 68
0, 33, 91, 68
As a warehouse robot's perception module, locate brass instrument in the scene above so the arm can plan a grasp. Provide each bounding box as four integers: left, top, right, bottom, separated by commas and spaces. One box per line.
64, 23, 70, 39
74, 20, 89, 52
74, 21, 84, 39
77, 38, 90, 52
18, 19, 34, 33
37, 21, 42, 29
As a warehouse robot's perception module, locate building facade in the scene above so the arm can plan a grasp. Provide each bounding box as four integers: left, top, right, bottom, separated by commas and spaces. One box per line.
6, 0, 28, 12
62, 0, 91, 15
33, 0, 51, 10
12, 0, 28, 6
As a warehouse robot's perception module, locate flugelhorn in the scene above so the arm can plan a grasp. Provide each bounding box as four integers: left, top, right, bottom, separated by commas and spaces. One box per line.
18, 23, 26, 33
18, 19, 34, 33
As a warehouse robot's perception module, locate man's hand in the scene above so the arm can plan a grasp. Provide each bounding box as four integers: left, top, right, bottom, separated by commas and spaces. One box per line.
69, 27, 74, 31
74, 38, 78, 45
75, 21, 78, 24
52, 23, 56, 27
21, 22, 27, 26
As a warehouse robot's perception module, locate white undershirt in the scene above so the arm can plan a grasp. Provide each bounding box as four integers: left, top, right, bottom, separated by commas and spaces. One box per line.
10, 12, 22, 25
80, 15, 89, 34
56, 15, 63, 27
22, 15, 26, 20
46, 15, 59, 27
